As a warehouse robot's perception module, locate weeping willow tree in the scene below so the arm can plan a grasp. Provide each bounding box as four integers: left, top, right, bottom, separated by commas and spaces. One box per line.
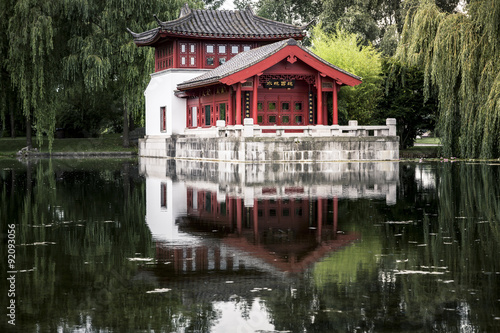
62, 0, 204, 147
3, 0, 203, 150
6, 0, 61, 149
396, 0, 500, 158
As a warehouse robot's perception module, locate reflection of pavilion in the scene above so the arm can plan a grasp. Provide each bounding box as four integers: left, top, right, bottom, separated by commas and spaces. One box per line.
181, 190, 359, 274
141, 158, 398, 274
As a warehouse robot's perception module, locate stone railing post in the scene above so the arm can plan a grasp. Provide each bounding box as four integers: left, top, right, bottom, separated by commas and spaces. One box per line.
386, 118, 397, 136
243, 118, 254, 137
216, 120, 226, 137
348, 120, 358, 136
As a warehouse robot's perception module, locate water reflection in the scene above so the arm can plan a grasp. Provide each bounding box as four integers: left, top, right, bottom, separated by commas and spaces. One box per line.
139, 159, 400, 332
141, 159, 399, 276
1, 159, 499, 332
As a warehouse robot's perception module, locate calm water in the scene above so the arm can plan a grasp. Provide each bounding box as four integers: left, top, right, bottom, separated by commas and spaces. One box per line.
1, 158, 499, 333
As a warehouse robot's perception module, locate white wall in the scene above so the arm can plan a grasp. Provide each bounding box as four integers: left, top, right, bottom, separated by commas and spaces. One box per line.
144, 68, 210, 136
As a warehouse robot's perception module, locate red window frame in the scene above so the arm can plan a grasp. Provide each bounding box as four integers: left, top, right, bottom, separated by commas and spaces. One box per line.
160, 106, 167, 132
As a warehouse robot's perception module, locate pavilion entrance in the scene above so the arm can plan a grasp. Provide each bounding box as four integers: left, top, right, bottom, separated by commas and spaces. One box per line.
256, 91, 309, 126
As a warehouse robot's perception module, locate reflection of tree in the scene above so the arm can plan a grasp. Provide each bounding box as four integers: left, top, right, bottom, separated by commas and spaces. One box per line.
0, 159, 226, 332
375, 163, 499, 331
263, 163, 499, 332
2, 161, 499, 332
432, 163, 500, 329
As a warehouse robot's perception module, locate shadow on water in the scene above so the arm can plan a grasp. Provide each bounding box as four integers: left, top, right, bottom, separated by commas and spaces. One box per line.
0, 158, 499, 332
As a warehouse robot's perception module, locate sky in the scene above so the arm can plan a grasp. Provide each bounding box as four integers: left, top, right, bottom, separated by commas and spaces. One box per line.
220, 0, 236, 10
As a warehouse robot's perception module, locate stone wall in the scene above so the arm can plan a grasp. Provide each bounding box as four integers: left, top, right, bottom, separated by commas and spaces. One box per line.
140, 135, 399, 162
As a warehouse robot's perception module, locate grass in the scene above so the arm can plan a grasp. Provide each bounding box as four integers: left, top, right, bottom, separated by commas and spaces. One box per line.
0, 133, 137, 157
415, 137, 441, 145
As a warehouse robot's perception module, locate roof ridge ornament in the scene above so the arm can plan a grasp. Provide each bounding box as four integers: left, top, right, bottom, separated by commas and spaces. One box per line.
179, 3, 191, 18
245, 5, 254, 15
153, 14, 162, 27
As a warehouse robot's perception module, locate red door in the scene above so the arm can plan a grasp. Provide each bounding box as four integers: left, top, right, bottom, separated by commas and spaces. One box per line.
258, 92, 307, 125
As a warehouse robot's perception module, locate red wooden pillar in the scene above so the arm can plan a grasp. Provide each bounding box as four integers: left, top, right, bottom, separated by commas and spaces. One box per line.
186, 248, 192, 271
235, 83, 242, 125
227, 197, 233, 225
333, 196, 338, 235
212, 88, 216, 125
198, 97, 202, 127
317, 73, 323, 125
214, 246, 221, 270
173, 40, 178, 68
236, 197, 242, 235
253, 199, 259, 242
333, 82, 338, 125
323, 93, 328, 125
252, 76, 258, 121
227, 89, 233, 125
317, 198, 323, 242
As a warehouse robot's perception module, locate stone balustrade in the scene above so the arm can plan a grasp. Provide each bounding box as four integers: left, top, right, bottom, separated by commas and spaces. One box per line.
184, 118, 397, 138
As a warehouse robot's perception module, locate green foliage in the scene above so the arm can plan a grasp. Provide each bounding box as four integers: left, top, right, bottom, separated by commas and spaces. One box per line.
1, 0, 204, 150
379, 24, 400, 57
255, 0, 322, 25
397, 0, 500, 158
55, 83, 122, 137
6, 0, 61, 150
321, 0, 401, 50
233, 0, 254, 10
376, 59, 438, 149
310, 25, 383, 124
202, 0, 225, 9
320, 0, 460, 55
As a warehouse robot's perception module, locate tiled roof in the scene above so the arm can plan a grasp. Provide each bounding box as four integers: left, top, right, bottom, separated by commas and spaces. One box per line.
128, 4, 308, 46
177, 39, 362, 90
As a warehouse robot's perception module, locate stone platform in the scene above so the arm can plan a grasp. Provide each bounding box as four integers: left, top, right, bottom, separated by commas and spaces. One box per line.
139, 118, 399, 162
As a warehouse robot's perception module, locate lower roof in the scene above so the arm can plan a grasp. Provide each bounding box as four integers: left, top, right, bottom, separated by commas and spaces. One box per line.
177, 39, 362, 90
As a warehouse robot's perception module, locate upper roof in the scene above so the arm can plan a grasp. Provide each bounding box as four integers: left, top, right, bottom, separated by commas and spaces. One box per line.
128, 4, 309, 46
177, 39, 363, 90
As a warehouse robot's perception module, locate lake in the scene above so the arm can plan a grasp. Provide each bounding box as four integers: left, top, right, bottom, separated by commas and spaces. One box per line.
1, 158, 499, 332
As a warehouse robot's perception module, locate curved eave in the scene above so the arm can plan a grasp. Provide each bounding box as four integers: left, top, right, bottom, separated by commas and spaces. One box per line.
133, 31, 306, 47
128, 27, 163, 46
177, 80, 222, 92
160, 31, 306, 40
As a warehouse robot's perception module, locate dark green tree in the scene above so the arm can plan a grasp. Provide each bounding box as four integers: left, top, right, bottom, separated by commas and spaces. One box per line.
320, 0, 461, 54
376, 59, 437, 149
255, 0, 322, 25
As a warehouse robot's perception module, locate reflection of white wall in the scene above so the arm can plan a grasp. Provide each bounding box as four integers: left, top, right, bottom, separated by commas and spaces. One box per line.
141, 158, 400, 214
211, 299, 275, 333
145, 176, 195, 243
415, 164, 437, 190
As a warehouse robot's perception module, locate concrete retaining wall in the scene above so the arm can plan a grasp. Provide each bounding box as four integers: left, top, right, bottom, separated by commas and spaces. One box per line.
140, 135, 399, 162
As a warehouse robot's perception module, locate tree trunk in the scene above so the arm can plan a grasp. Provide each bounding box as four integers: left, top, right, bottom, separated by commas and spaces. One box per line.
26, 114, 32, 149
10, 107, 15, 138
122, 102, 130, 148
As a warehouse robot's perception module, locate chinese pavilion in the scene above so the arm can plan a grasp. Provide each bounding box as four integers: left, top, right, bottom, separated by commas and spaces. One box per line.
129, 4, 361, 133
130, 4, 398, 161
